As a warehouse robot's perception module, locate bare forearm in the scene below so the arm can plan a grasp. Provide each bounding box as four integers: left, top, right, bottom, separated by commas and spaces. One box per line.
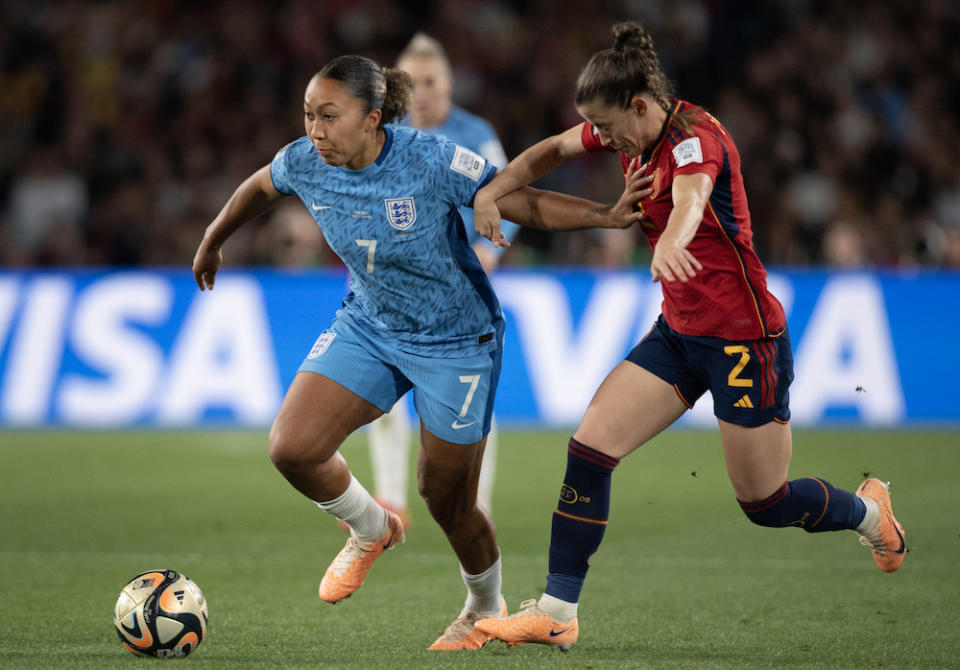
496, 187, 613, 231
478, 135, 568, 202
202, 166, 283, 248
661, 198, 703, 247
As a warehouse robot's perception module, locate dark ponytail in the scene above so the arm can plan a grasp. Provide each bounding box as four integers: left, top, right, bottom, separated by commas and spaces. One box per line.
317, 55, 412, 127
381, 67, 413, 125
575, 21, 674, 113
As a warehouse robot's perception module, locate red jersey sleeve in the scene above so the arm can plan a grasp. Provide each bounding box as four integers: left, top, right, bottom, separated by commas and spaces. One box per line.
580, 122, 613, 153
670, 122, 725, 181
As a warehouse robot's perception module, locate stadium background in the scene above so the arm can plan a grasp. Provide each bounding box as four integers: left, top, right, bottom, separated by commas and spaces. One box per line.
2, 2, 959, 669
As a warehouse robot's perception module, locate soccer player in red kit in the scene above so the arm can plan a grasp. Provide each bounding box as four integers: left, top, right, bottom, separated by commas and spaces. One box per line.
470, 21, 906, 651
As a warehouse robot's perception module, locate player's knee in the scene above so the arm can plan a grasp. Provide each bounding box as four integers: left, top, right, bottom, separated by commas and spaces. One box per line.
738, 482, 798, 529
267, 424, 323, 476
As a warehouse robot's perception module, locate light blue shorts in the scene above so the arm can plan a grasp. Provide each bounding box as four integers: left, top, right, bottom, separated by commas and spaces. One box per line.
298, 314, 503, 444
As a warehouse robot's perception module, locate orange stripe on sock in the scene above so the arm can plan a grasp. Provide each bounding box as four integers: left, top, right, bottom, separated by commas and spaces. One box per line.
554, 509, 608, 525
808, 478, 830, 529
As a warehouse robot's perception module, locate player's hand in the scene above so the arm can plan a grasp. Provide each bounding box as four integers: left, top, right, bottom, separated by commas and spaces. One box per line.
474, 189, 510, 248
606, 161, 655, 228
192, 240, 222, 291
650, 234, 702, 283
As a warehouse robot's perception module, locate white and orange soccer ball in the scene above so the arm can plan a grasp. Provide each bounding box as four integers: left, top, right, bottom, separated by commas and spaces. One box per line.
113, 570, 208, 658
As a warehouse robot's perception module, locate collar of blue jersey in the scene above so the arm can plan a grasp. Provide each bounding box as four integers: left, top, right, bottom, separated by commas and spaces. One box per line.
640, 99, 683, 164
376, 125, 394, 166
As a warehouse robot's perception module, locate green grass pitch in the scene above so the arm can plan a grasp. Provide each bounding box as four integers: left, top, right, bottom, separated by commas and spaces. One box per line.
1, 428, 958, 669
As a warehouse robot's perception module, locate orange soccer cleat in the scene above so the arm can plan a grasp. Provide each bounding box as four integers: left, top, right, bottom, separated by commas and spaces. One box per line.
319, 510, 406, 603
475, 598, 578, 652
427, 597, 508, 650
855, 478, 906, 573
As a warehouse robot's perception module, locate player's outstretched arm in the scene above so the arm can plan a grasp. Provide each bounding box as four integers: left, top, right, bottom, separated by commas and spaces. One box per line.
473, 124, 588, 246
649, 172, 710, 283
497, 161, 653, 232
193, 165, 285, 290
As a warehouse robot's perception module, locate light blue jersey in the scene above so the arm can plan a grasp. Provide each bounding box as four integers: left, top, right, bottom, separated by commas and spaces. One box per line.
397, 106, 520, 251
270, 125, 501, 357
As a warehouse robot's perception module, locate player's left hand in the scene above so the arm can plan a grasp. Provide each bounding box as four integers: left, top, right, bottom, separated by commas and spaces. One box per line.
192, 241, 222, 291
607, 162, 655, 229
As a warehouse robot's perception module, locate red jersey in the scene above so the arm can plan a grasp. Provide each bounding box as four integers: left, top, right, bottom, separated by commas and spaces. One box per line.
582, 100, 785, 341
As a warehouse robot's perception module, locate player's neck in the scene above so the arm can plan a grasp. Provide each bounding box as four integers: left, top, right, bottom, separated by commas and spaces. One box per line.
641, 106, 669, 151
346, 129, 387, 170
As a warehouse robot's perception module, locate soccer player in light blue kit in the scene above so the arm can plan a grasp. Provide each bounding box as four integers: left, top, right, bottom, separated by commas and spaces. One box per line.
366, 33, 519, 528
191, 55, 653, 650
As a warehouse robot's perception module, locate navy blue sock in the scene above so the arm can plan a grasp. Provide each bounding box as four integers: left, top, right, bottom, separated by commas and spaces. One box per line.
739, 478, 866, 532
545, 438, 620, 603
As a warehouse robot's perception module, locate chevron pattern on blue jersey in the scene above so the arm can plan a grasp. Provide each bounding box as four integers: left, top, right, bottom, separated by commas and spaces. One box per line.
270, 126, 501, 356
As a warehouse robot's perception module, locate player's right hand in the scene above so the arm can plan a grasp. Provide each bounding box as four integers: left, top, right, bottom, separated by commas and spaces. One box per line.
608, 161, 654, 228
473, 190, 509, 248
192, 242, 222, 291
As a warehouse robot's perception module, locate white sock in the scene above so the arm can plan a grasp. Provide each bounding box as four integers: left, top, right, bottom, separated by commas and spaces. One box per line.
856, 495, 880, 537
369, 399, 411, 509
539, 593, 578, 624
461, 555, 502, 615
316, 475, 387, 542
477, 416, 497, 514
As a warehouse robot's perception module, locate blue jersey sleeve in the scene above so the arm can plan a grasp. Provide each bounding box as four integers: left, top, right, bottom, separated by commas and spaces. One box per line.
431, 136, 498, 208
269, 142, 297, 196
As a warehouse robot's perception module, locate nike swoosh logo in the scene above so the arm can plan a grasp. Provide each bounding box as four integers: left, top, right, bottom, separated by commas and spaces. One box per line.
312, 202, 332, 210
890, 517, 906, 555
451, 420, 476, 430
549, 628, 570, 637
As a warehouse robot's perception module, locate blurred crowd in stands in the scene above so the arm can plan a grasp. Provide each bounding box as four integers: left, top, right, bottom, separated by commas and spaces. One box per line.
2, 0, 959, 269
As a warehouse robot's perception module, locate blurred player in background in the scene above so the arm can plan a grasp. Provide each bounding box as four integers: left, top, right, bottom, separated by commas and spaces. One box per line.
365, 33, 520, 529
473, 22, 906, 651
193, 53, 652, 650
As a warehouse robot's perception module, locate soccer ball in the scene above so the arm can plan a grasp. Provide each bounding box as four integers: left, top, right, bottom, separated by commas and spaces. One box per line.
113, 570, 208, 658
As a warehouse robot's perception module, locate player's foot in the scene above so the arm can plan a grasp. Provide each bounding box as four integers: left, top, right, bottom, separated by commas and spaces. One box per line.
855, 478, 906, 573
338, 499, 412, 533
475, 598, 578, 651
319, 510, 405, 603
427, 597, 508, 650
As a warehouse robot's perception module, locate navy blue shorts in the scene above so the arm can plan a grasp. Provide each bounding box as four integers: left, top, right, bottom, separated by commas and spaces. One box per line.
627, 315, 794, 427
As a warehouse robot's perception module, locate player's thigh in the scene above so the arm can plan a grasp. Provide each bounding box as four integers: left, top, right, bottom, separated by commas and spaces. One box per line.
718, 418, 792, 501
271, 324, 411, 461
270, 372, 383, 463
575, 361, 688, 459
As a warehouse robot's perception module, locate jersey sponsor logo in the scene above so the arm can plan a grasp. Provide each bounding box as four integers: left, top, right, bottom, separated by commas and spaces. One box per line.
307, 332, 336, 359
384, 197, 417, 230
672, 137, 703, 167
450, 145, 486, 181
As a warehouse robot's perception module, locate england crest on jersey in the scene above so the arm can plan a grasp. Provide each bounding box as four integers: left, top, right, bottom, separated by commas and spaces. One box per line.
384, 197, 417, 230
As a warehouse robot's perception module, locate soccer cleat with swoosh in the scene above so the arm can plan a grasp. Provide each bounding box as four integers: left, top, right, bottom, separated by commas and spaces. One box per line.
855, 478, 906, 573
475, 598, 578, 651
427, 597, 508, 650
319, 510, 405, 603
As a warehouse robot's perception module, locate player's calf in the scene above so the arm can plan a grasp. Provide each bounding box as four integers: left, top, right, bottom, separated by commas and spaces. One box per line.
738, 478, 866, 532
